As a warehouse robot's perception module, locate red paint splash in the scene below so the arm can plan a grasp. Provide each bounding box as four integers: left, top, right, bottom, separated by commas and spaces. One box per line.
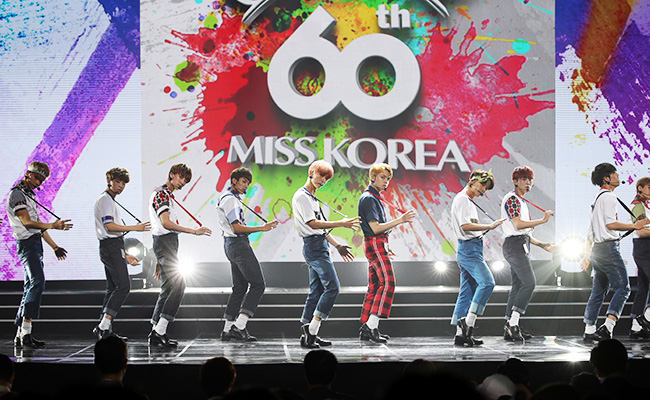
392, 23, 554, 195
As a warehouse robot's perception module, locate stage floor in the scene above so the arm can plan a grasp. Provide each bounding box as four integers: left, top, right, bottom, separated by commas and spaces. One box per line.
6, 335, 650, 365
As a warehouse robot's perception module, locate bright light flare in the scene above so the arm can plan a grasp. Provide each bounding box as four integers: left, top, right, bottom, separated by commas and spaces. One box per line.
179, 259, 196, 278
491, 261, 506, 272
434, 261, 447, 272
559, 236, 585, 262
126, 246, 141, 258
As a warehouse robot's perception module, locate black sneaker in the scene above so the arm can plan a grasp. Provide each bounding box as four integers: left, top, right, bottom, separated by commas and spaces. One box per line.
19, 334, 45, 348
220, 330, 234, 342
359, 324, 390, 341
229, 325, 257, 342
316, 337, 332, 346
636, 315, 650, 332
359, 323, 387, 344
629, 329, 650, 340
504, 323, 533, 341
457, 318, 483, 347
300, 324, 320, 349
583, 325, 611, 343
93, 325, 128, 342
506, 325, 525, 342
148, 330, 178, 348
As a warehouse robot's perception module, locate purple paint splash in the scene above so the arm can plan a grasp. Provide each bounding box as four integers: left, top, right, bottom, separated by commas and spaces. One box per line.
0, 22, 138, 279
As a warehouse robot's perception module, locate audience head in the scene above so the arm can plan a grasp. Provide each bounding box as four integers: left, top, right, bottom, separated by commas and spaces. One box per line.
590, 339, 628, 378
569, 372, 600, 399
476, 373, 516, 400
402, 359, 437, 377
200, 356, 236, 398
0, 354, 14, 388
94, 336, 128, 379
497, 358, 529, 386
304, 350, 338, 387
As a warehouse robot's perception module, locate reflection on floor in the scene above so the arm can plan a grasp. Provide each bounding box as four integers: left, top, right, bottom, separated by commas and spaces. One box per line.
6, 335, 650, 365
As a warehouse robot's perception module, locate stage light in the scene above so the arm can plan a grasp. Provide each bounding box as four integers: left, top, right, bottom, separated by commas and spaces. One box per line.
491, 261, 506, 272
124, 238, 145, 261
434, 261, 447, 272
559, 236, 585, 262
179, 259, 196, 278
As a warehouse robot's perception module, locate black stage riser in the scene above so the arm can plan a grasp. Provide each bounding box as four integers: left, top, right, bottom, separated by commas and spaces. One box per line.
0, 286, 640, 338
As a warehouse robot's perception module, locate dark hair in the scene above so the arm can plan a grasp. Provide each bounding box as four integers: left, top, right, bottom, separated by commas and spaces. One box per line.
169, 163, 192, 183
304, 350, 337, 386
590, 339, 628, 376
231, 167, 253, 184
0, 354, 14, 382
512, 166, 534, 181
469, 169, 495, 190
94, 336, 127, 374
106, 167, 130, 183
636, 177, 650, 193
497, 358, 529, 385
200, 357, 236, 397
591, 163, 617, 186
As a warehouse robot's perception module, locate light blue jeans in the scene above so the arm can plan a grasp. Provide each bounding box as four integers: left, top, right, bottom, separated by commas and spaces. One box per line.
451, 238, 495, 325
300, 234, 340, 324
584, 240, 630, 324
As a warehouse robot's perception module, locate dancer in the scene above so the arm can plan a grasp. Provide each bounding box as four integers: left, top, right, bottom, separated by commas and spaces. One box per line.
357, 163, 415, 343
501, 166, 556, 342
7, 161, 73, 347
148, 163, 211, 347
293, 160, 360, 349
581, 163, 648, 342
450, 169, 505, 347
93, 167, 150, 341
216, 167, 278, 342
628, 177, 650, 339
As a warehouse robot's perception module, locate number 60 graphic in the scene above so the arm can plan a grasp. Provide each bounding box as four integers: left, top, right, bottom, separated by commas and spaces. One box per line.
267, 6, 421, 121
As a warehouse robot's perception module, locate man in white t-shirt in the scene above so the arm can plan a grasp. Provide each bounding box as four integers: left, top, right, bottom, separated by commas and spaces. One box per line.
628, 177, 650, 339
292, 160, 360, 349
216, 167, 278, 342
93, 167, 150, 341
500, 166, 556, 342
148, 163, 212, 348
581, 163, 649, 342
450, 169, 505, 347
7, 161, 73, 348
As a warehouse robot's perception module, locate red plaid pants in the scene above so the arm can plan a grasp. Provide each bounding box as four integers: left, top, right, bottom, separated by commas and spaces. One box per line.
360, 234, 396, 322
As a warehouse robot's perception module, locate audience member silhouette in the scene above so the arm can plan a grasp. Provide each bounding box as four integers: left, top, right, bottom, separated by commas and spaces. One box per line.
497, 358, 532, 400
0, 354, 15, 399
200, 357, 237, 400
303, 350, 354, 400
588, 339, 643, 400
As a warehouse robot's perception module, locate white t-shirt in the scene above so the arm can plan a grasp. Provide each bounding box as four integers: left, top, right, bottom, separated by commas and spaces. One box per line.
216, 187, 244, 238
500, 191, 532, 238
6, 182, 42, 240
292, 187, 327, 237
451, 187, 483, 241
94, 191, 124, 240
149, 184, 179, 237
588, 189, 619, 243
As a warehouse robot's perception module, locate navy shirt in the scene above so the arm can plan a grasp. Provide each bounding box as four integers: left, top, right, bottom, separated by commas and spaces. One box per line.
358, 185, 387, 237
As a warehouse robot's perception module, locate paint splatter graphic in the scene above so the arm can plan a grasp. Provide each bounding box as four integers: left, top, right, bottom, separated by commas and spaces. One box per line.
159, 0, 554, 259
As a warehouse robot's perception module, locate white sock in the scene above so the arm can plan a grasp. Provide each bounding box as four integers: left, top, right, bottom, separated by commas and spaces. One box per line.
21, 321, 32, 335
466, 313, 477, 327
224, 321, 234, 333
631, 318, 642, 332
154, 318, 170, 335
99, 316, 112, 331
585, 324, 596, 335
645, 308, 650, 321
234, 314, 249, 330
456, 326, 463, 336
509, 311, 520, 327
367, 315, 380, 330
604, 318, 616, 333
309, 318, 321, 336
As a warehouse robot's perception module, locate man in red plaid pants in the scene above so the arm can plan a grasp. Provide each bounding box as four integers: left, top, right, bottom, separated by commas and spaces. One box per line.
358, 163, 415, 343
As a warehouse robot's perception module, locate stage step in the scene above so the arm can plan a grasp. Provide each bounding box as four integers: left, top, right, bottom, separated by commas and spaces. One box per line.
0, 285, 641, 339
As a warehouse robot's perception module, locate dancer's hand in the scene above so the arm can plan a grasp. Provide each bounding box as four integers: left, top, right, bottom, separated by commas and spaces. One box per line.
542, 243, 557, 253
542, 210, 555, 222
51, 219, 73, 230
136, 222, 151, 232
340, 216, 361, 231
489, 218, 507, 230
154, 263, 161, 280
336, 244, 355, 262
261, 220, 279, 231
580, 257, 590, 271
399, 210, 416, 224
194, 227, 212, 236
54, 247, 67, 260
126, 254, 140, 266
388, 248, 397, 259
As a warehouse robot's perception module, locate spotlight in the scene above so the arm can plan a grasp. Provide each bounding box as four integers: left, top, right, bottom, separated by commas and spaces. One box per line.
491, 260, 506, 272
434, 261, 447, 272
559, 236, 585, 262
179, 259, 195, 278
124, 238, 145, 261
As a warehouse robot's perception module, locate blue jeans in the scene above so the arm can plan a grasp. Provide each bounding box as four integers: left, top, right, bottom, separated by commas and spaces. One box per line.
300, 234, 340, 324
151, 233, 185, 324
223, 236, 266, 320
451, 238, 495, 325
100, 237, 131, 318
584, 241, 631, 324
503, 235, 536, 318
14, 234, 45, 325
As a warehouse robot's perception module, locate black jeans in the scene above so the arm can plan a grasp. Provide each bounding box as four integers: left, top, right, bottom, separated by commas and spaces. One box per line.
151, 233, 185, 324
223, 236, 266, 320
503, 235, 536, 318
631, 238, 650, 318
99, 237, 131, 318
